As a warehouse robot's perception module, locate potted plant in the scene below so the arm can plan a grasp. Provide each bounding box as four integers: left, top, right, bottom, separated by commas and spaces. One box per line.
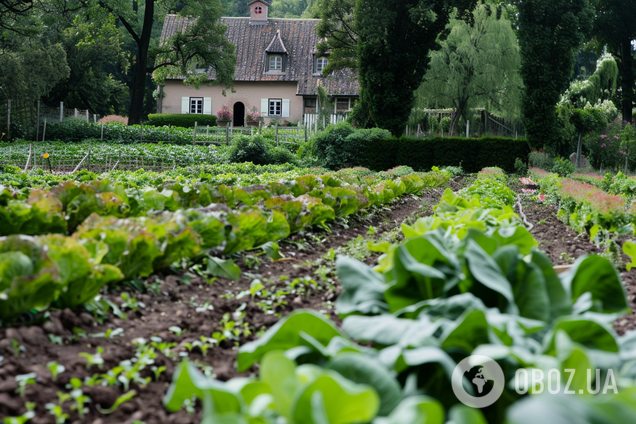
216, 106, 233, 127
246, 106, 262, 127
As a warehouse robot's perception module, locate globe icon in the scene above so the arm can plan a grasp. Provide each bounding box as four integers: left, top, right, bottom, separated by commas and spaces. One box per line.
464, 366, 494, 397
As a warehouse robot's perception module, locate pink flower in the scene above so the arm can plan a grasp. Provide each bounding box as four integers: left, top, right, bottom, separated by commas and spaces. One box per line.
600, 135, 608, 138
601, 144, 606, 147
614, 135, 619, 139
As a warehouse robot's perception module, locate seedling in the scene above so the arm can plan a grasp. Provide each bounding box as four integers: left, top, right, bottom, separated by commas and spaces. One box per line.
151, 365, 166, 381
47, 362, 66, 382
48, 334, 63, 345
79, 346, 104, 370
96, 390, 136, 414
11, 339, 25, 357
560, 252, 574, 263
169, 326, 186, 336
69, 388, 91, 419
120, 292, 145, 312
536, 219, 547, 226
15, 373, 37, 397
4, 402, 35, 424
243, 255, 261, 269
45, 402, 70, 424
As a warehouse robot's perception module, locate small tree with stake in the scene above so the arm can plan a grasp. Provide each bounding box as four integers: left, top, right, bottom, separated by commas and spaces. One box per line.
570, 108, 606, 168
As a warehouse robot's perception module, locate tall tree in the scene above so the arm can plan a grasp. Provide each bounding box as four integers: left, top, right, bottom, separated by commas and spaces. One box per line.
589, 0, 636, 124
314, 0, 357, 75
82, 0, 236, 125
517, 0, 593, 149
355, 0, 477, 136
419, 2, 522, 135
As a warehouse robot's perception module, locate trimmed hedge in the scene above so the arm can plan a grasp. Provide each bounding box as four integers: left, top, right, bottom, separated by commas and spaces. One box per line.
147, 114, 217, 128
360, 136, 530, 174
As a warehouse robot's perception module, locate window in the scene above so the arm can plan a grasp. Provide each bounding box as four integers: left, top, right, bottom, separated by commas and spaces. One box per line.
190, 97, 203, 114
255, 6, 262, 14
316, 57, 329, 74
268, 99, 282, 117
336, 98, 350, 113
304, 97, 317, 114
269, 55, 283, 71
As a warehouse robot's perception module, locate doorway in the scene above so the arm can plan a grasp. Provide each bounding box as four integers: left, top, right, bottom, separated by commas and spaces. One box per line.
233, 102, 245, 127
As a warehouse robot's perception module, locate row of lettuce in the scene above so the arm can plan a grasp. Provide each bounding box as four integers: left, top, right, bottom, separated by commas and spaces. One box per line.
0, 170, 450, 322
528, 167, 635, 269
162, 167, 634, 423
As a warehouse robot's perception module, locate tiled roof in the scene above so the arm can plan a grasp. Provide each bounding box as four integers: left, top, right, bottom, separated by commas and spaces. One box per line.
265, 30, 288, 54
160, 15, 360, 96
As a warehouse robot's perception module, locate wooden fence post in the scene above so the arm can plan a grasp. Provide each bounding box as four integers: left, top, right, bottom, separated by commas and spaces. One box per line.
60, 101, 63, 122
6, 99, 10, 139
193, 122, 198, 145
42, 119, 47, 142
275, 122, 279, 146
225, 122, 230, 145
36, 99, 40, 142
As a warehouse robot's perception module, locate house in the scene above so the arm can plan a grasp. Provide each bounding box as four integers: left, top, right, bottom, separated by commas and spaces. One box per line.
158, 0, 359, 127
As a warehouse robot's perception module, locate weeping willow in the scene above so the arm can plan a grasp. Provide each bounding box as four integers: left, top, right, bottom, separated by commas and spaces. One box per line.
416, 2, 522, 136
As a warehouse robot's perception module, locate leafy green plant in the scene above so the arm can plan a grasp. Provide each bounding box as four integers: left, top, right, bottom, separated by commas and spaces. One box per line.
228, 135, 271, 165
551, 156, 575, 177
15, 373, 37, 398
47, 362, 65, 382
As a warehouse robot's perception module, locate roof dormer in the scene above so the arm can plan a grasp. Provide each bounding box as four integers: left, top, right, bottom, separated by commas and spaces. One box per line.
249, 0, 270, 24
265, 30, 288, 74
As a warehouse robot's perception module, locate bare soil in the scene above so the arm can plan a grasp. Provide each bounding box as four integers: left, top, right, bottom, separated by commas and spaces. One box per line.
0, 179, 465, 424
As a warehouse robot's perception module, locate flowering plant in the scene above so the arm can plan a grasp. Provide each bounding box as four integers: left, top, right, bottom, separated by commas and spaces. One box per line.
246, 106, 262, 122
216, 106, 233, 121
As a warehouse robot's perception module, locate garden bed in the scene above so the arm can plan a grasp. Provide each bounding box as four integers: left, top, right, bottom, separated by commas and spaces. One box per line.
0, 180, 462, 424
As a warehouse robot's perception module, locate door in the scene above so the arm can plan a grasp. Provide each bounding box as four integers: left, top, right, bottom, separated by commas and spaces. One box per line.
233, 102, 245, 127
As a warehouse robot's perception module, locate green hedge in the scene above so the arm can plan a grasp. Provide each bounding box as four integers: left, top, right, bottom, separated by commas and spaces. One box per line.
147, 114, 217, 128
360, 136, 530, 174
44, 121, 192, 144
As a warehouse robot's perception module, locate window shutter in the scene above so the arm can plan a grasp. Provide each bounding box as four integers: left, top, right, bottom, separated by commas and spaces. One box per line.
182, 97, 189, 114
282, 99, 290, 118
203, 98, 212, 115
265, 55, 270, 73
261, 99, 269, 116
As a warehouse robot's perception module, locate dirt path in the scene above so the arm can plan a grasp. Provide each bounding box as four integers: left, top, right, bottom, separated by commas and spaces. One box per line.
516, 192, 636, 336
0, 179, 465, 424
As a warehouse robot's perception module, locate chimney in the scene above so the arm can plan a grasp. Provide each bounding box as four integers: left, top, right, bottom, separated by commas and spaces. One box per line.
249, 0, 270, 24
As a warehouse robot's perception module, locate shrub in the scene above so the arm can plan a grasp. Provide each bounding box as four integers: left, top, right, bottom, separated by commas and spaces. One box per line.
313, 124, 391, 170
98, 115, 128, 124
146, 114, 217, 128
268, 147, 298, 165
312, 122, 356, 170
551, 156, 575, 177
514, 157, 528, 176
228, 135, 270, 165
529, 150, 554, 170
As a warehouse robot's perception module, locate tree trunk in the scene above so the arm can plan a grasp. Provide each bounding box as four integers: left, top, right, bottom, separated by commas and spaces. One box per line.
620, 38, 635, 124
576, 131, 583, 168
127, 0, 154, 125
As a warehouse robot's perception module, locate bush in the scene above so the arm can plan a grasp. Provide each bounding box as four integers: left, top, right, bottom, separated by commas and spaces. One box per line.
514, 158, 528, 176
312, 122, 356, 170
360, 136, 530, 174
146, 114, 217, 128
313, 124, 391, 170
529, 150, 554, 170
228, 135, 270, 165
551, 157, 575, 177
98, 115, 128, 124
268, 147, 298, 165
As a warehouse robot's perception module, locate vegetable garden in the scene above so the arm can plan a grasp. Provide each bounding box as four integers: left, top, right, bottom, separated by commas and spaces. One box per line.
0, 141, 635, 424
